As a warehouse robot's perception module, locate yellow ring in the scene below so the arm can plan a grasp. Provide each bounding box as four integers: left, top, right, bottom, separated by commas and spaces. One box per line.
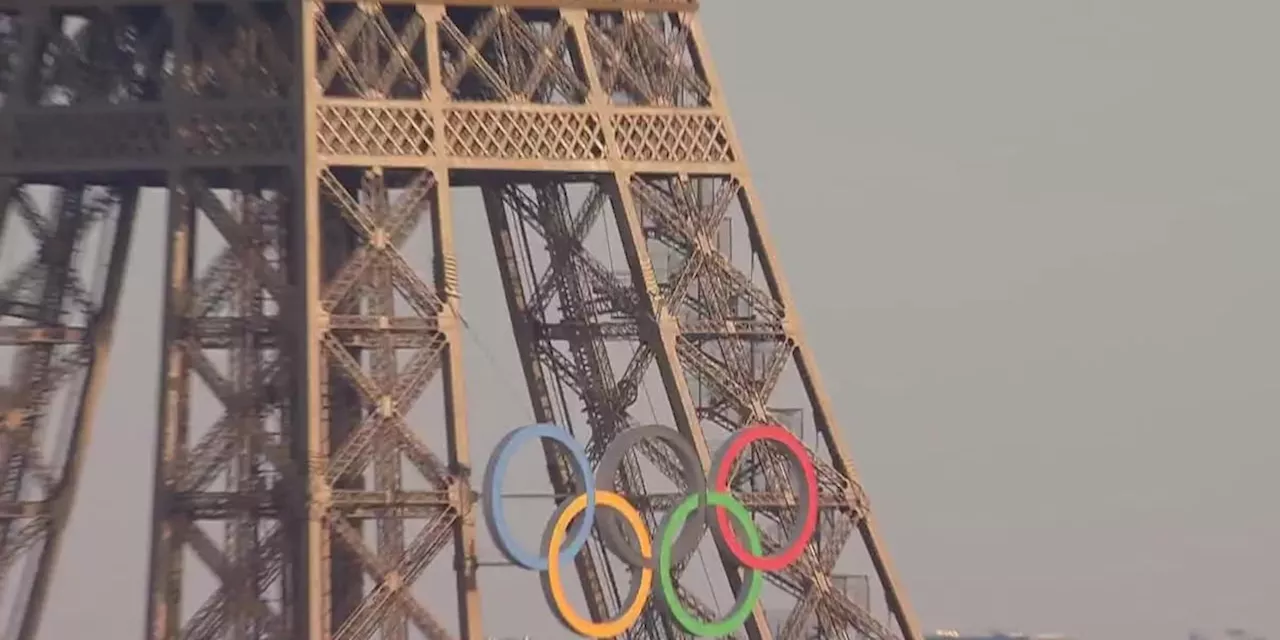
545, 491, 652, 637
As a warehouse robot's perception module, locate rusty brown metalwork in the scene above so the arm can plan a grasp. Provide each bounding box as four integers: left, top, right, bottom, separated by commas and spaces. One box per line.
0, 3, 920, 640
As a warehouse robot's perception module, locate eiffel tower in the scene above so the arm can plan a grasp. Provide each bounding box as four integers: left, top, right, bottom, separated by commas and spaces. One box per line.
0, 2, 920, 639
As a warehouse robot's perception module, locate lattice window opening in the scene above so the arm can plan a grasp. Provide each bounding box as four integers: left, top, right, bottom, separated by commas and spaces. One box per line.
681, 344, 784, 430
767, 566, 879, 637
317, 104, 433, 157
0, 184, 120, 399
181, 576, 286, 640
318, 3, 429, 100
679, 336, 787, 422
177, 520, 288, 635
323, 504, 458, 639
183, 3, 295, 100
179, 344, 291, 496
585, 10, 710, 108
443, 108, 605, 160
317, 166, 444, 315
613, 113, 733, 163
192, 175, 290, 312
7, 110, 167, 162
678, 350, 870, 519
717, 410, 814, 494
183, 176, 294, 474
0, 184, 121, 334
636, 177, 776, 327
30, 8, 172, 106
647, 215, 752, 322
491, 181, 641, 326
681, 335, 799, 425
180, 107, 297, 157
440, 6, 589, 105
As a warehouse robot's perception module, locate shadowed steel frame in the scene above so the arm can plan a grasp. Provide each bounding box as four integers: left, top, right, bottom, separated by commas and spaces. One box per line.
0, 2, 921, 639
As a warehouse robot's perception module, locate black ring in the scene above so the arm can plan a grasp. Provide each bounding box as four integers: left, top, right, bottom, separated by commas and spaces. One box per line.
594, 425, 708, 570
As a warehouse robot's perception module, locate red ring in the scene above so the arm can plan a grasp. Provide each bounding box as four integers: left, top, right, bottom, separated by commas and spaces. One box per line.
710, 423, 819, 571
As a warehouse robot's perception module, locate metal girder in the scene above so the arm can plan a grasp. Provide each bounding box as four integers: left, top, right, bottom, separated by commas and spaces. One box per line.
0, 3, 921, 640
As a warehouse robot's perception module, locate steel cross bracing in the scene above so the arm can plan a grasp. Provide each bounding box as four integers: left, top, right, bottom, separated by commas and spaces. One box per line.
0, 2, 921, 640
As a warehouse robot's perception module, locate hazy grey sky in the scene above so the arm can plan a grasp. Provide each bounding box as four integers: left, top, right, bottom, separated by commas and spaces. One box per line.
26, 2, 1279, 640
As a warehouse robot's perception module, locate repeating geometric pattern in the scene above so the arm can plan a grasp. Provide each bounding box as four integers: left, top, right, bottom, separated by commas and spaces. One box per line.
9, 111, 168, 163
180, 107, 298, 158
583, 10, 711, 107
318, 3, 431, 99
632, 176, 885, 639
0, 180, 137, 639
0, 3, 921, 640
481, 180, 738, 639
437, 6, 587, 103
318, 104, 435, 156
443, 107, 603, 160
613, 112, 732, 163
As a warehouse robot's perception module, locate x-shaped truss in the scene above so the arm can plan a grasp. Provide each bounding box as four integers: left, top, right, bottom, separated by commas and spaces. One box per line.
0, 180, 136, 640
161, 168, 468, 640
490, 174, 890, 640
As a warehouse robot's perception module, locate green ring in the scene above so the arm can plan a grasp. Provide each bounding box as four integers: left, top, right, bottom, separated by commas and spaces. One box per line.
656, 491, 764, 636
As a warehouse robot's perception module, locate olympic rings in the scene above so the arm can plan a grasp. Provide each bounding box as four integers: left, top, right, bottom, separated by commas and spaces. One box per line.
710, 424, 819, 571
482, 424, 595, 571
541, 491, 652, 637
657, 491, 764, 636
483, 422, 818, 637
594, 424, 708, 570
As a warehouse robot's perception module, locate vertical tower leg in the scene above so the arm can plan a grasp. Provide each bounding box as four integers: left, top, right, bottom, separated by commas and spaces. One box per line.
468, 7, 922, 640
686, 14, 921, 637
144, 171, 194, 640
297, 159, 484, 640
481, 185, 621, 629
0, 182, 137, 640
433, 170, 484, 640
145, 5, 307, 639
145, 163, 305, 640
15, 187, 138, 640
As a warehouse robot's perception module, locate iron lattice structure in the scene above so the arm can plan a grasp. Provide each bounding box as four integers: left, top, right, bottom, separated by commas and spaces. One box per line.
0, 1, 921, 639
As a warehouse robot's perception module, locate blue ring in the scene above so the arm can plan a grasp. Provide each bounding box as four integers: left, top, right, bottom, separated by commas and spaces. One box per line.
482, 423, 596, 571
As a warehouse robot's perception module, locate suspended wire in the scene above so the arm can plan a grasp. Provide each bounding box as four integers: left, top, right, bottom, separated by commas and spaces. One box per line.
451, 299, 525, 416
601, 199, 723, 616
